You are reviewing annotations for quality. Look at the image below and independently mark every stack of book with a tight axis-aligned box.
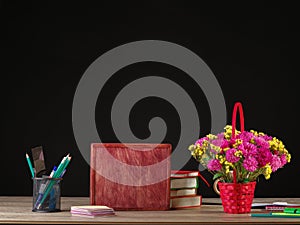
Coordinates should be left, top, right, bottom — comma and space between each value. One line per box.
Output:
170, 170, 202, 209
70, 205, 115, 218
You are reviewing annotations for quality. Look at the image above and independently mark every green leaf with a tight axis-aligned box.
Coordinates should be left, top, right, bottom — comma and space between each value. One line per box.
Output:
243, 178, 250, 183
213, 173, 223, 180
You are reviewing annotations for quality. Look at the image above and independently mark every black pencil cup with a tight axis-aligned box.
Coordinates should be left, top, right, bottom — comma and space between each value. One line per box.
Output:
32, 177, 62, 212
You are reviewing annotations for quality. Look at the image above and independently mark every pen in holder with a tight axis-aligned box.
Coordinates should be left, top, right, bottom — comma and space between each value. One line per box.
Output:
32, 177, 62, 212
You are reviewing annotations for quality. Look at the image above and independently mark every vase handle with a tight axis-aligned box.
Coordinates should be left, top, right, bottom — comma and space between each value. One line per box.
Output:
213, 178, 221, 195
231, 102, 245, 138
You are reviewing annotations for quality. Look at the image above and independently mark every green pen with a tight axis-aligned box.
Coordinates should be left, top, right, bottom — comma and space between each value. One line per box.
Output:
284, 208, 300, 214
271, 212, 300, 217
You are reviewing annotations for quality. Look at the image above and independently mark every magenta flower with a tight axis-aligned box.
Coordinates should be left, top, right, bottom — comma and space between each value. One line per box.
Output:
280, 154, 287, 166
195, 137, 208, 145
220, 139, 230, 149
237, 131, 253, 142
254, 136, 270, 149
242, 142, 257, 157
207, 159, 222, 171
256, 148, 272, 167
261, 134, 273, 141
270, 155, 282, 172
243, 156, 258, 172
225, 148, 240, 163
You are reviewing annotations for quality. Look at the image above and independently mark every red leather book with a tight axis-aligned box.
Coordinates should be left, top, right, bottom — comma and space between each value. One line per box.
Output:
90, 143, 171, 210
171, 170, 210, 187
170, 195, 202, 209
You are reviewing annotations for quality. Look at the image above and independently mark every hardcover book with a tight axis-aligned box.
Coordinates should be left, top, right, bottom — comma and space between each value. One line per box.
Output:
170, 195, 202, 209
170, 188, 197, 197
171, 170, 200, 177
90, 143, 171, 210
170, 177, 199, 189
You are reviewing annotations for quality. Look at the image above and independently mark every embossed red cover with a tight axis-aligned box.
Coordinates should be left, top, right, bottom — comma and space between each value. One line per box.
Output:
90, 143, 171, 210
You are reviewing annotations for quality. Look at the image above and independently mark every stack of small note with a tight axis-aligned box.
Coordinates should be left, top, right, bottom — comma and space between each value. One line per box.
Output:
70, 205, 115, 217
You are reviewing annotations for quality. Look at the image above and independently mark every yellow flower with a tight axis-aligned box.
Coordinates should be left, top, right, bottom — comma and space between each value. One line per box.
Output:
269, 137, 286, 153
188, 144, 195, 151
250, 129, 259, 136
286, 153, 291, 163
263, 164, 272, 180
224, 125, 233, 139
234, 150, 243, 158
207, 134, 217, 139
224, 161, 233, 173
233, 139, 242, 148
211, 144, 221, 152
216, 154, 226, 164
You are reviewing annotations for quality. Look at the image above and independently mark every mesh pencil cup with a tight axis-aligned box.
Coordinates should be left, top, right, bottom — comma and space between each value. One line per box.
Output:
32, 177, 62, 212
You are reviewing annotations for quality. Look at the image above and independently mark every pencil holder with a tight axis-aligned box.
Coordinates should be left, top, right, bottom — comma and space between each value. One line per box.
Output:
32, 177, 62, 212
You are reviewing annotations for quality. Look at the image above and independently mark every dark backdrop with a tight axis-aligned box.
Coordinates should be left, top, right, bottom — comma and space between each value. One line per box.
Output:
1, 2, 299, 197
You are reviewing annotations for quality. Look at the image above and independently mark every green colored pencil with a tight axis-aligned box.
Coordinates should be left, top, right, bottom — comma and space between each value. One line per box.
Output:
26, 153, 35, 178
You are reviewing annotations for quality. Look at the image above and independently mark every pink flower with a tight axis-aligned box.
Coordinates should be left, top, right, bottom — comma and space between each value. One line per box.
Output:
207, 159, 222, 171
237, 131, 254, 142
243, 156, 258, 172
280, 154, 287, 166
220, 139, 230, 149
270, 155, 282, 172
242, 142, 257, 157
225, 148, 240, 163
262, 134, 273, 141
254, 136, 270, 149
211, 137, 223, 147
195, 137, 208, 146
257, 148, 272, 167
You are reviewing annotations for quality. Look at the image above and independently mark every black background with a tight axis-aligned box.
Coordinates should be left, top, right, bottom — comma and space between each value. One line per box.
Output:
1, 2, 299, 198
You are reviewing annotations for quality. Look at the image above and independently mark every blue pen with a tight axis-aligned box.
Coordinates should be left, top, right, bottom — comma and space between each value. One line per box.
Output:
49, 166, 57, 177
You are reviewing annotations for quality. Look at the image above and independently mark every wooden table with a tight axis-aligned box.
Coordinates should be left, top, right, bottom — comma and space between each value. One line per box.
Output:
1, 196, 300, 224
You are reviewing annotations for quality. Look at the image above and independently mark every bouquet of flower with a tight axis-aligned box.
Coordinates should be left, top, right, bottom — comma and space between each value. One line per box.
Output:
188, 124, 291, 183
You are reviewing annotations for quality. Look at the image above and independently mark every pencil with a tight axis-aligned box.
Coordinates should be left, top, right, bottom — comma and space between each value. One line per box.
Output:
25, 153, 35, 178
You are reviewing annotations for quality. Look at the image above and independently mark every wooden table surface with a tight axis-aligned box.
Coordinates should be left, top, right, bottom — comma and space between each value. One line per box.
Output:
1, 196, 300, 224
